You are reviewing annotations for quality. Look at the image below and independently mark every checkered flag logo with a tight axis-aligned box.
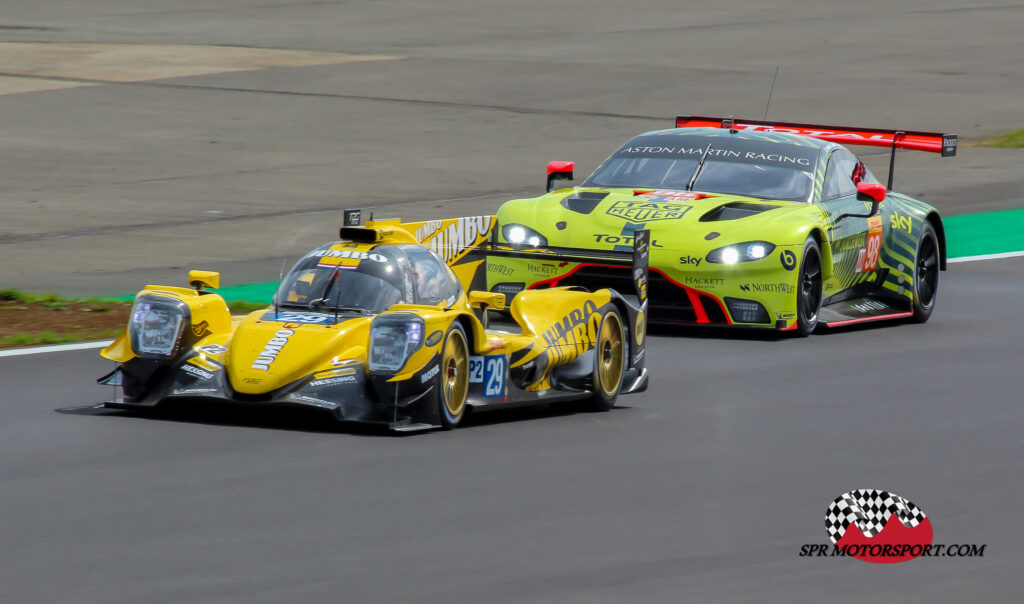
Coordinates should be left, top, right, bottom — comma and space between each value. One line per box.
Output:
825, 489, 927, 544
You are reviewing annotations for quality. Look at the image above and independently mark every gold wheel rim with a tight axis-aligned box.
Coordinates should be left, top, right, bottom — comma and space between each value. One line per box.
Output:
443, 330, 469, 418
597, 313, 624, 397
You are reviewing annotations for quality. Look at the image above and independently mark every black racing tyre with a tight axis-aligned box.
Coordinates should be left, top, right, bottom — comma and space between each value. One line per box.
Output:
911, 221, 940, 323
585, 310, 625, 412
435, 323, 469, 429
794, 236, 823, 337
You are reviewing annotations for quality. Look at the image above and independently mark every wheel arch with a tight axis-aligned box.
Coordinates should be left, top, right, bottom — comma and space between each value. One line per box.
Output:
807, 227, 832, 280
925, 212, 947, 270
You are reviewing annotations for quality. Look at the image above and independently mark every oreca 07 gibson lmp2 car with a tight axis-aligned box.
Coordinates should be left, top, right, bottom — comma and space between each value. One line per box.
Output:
98, 212, 650, 431
488, 116, 957, 335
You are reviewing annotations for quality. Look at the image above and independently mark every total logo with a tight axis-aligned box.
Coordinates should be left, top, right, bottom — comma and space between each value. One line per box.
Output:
678, 255, 703, 267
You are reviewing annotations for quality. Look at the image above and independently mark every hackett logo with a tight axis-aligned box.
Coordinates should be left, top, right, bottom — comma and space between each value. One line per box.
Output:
606, 200, 691, 222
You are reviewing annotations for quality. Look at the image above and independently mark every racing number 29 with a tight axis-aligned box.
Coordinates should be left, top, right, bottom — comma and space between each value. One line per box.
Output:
469, 355, 506, 398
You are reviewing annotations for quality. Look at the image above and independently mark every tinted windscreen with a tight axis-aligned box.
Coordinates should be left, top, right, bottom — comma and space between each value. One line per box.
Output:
277, 246, 408, 313
584, 135, 819, 201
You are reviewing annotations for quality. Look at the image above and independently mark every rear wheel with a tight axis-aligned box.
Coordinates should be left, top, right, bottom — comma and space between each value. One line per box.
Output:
911, 222, 940, 323
795, 236, 823, 337
435, 324, 469, 429
586, 310, 625, 411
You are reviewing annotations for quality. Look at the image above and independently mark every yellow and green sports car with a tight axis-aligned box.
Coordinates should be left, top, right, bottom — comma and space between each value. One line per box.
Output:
98, 214, 649, 431
489, 116, 957, 335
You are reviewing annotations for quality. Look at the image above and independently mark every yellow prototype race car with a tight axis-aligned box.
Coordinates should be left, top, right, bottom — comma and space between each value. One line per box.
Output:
98, 212, 649, 431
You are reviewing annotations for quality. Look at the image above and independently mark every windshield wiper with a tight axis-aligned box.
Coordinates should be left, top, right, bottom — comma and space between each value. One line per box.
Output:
686, 143, 714, 191
308, 264, 342, 310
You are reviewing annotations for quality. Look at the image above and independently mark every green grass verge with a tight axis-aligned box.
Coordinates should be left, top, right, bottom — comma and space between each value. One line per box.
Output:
981, 130, 1024, 148
0, 328, 124, 348
1, 288, 267, 313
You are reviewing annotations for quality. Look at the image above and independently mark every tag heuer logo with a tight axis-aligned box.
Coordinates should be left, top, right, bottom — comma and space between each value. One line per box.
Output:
606, 201, 691, 222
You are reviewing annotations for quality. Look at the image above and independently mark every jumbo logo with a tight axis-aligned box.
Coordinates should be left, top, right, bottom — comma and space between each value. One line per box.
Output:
540, 299, 598, 365
416, 216, 493, 264
606, 200, 691, 222
250, 329, 295, 371
890, 211, 912, 234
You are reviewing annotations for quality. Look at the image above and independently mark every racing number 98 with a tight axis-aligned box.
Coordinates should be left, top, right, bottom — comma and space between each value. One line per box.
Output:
863, 231, 881, 272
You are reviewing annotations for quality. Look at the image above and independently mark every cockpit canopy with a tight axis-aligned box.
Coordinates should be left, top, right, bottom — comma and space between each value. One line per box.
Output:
276, 243, 461, 313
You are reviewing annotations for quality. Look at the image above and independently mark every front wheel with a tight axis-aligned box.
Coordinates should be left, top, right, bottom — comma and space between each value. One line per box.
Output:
585, 310, 625, 412
911, 222, 940, 323
434, 324, 469, 429
794, 236, 823, 337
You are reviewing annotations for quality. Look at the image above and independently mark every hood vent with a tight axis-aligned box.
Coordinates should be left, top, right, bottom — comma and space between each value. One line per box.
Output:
560, 191, 608, 214
699, 202, 780, 222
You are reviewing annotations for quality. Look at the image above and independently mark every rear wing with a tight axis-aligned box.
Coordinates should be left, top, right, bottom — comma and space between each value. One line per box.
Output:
482, 231, 650, 305
339, 209, 649, 303
675, 115, 956, 189
675, 115, 957, 156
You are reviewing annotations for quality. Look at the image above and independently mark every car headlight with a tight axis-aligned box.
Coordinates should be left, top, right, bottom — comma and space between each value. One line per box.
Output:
128, 295, 189, 359
706, 241, 776, 264
368, 313, 425, 373
501, 223, 548, 248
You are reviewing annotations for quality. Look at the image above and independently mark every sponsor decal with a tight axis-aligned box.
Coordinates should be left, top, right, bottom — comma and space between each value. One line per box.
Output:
890, 211, 912, 235
485, 340, 506, 352
679, 255, 702, 267
188, 357, 219, 371
633, 347, 645, 365
851, 299, 887, 314
487, 263, 514, 277
780, 250, 797, 271
635, 311, 645, 345
419, 364, 440, 384
776, 311, 797, 320
196, 344, 228, 355
178, 387, 218, 394
250, 329, 295, 371
291, 394, 334, 408
243, 377, 262, 384
739, 283, 795, 294
606, 200, 691, 222
191, 320, 211, 338
310, 375, 357, 387
181, 364, 214, 380
685, 276, 724, 287
415, 216, 493, 264
313, 248, 388, 270
593, 233, 663, 248
636, 189, 708, 203
527, 262, 559, 276
314, 367, 356, 379
331, 357, 357, 366
540, 300, 599, 370
425, 330, 443, 347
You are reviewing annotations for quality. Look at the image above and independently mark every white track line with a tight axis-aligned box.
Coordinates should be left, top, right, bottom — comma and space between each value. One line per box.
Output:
948, 250, 1024, 263
0, 249, 1020, 358
0, 340, 113, 358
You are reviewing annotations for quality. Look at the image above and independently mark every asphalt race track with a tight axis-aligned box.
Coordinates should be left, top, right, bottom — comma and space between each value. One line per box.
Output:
2, 0, 1023, 602
3, 259, 1022, 603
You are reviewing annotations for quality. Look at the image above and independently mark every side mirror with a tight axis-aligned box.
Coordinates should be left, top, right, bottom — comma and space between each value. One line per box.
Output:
188, 270, 220, 291
468, 291, 506, 311
546, 161, 575, 192
856, 182, 886, 217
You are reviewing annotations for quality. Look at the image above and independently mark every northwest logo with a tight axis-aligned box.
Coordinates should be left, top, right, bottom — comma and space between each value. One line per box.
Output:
606, 200, 691, 222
